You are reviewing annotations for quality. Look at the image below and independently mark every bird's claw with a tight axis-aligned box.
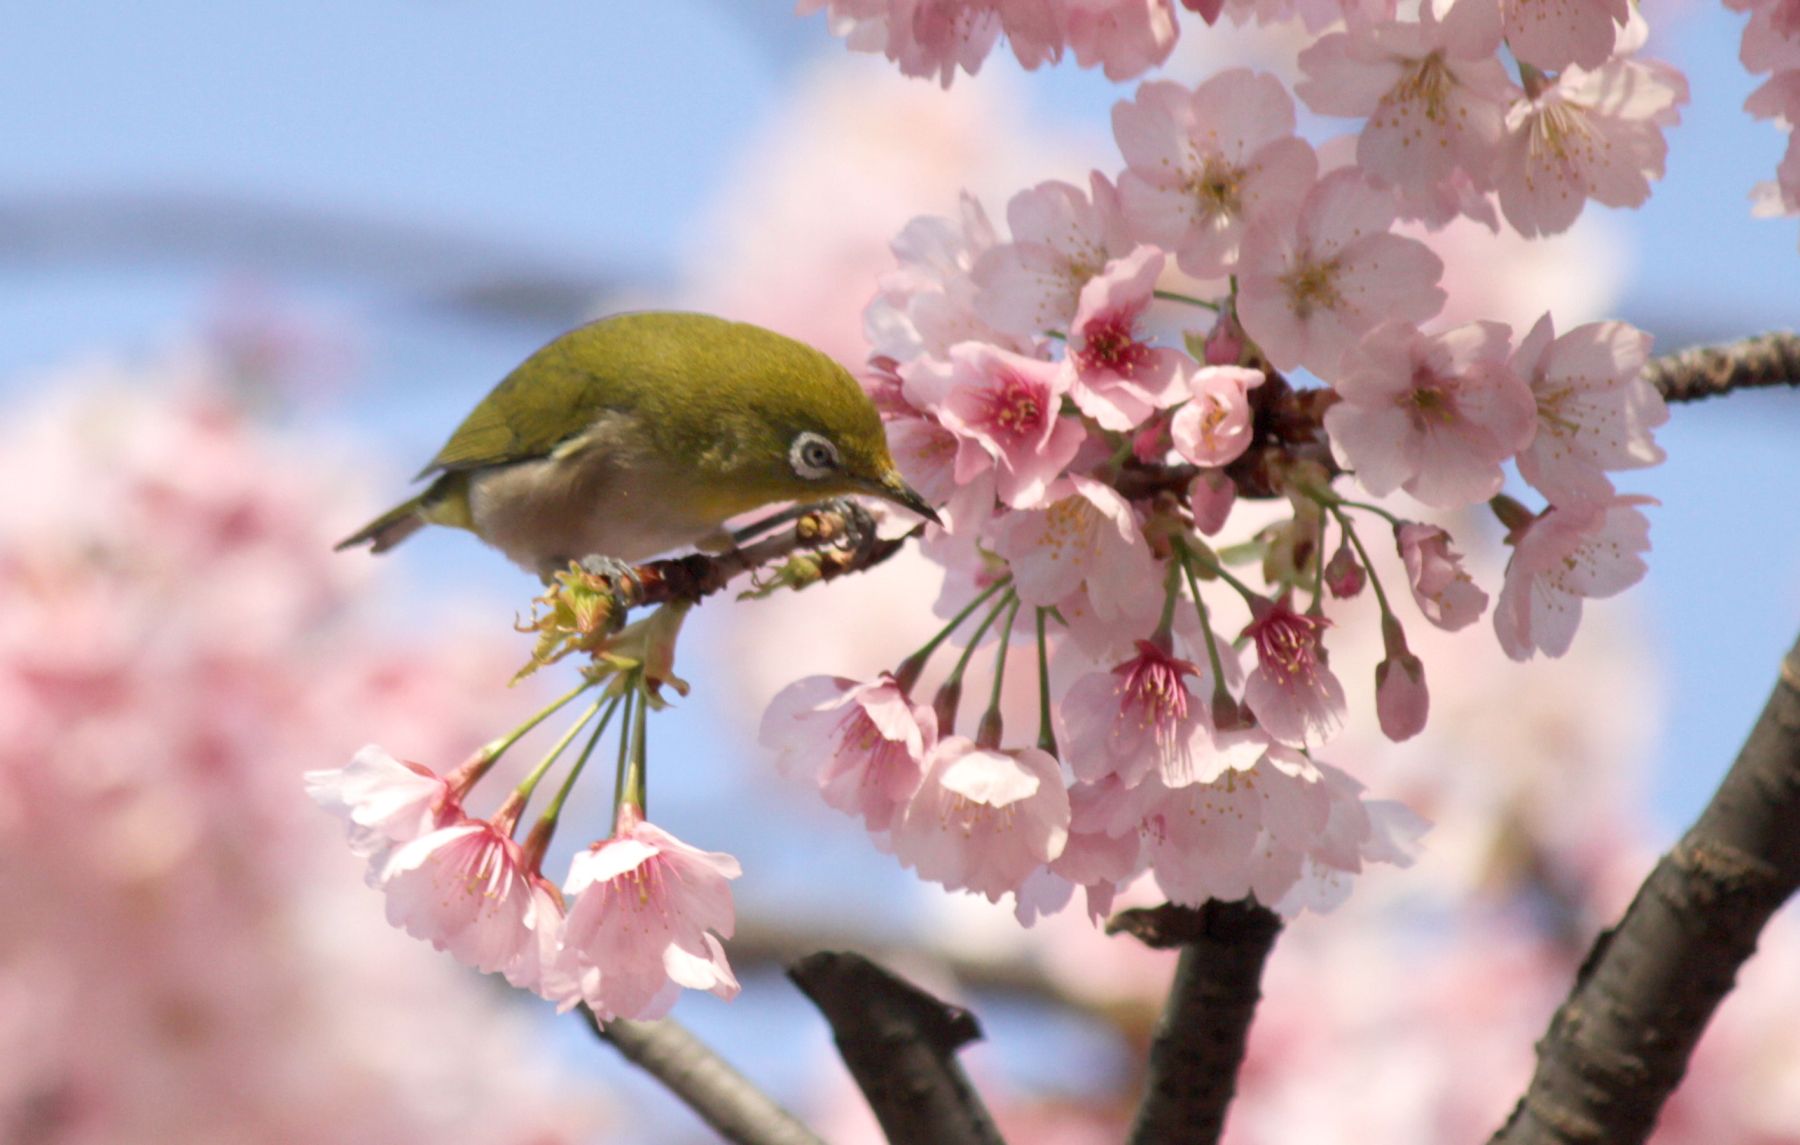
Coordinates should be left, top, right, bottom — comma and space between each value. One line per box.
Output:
578, 555, 644, 606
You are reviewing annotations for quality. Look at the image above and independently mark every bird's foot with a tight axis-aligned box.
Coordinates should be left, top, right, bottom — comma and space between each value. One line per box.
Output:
578, 554, 645, 607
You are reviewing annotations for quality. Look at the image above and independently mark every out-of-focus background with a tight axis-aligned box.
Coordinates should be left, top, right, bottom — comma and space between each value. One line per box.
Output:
5, 4, 1799, 1143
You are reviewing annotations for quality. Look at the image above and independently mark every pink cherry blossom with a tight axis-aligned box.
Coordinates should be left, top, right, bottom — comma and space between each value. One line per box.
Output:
305, 744, 456, 859
1237, 168, 1446, 379
554, 808, 742, 1021
868, 193, 1019, 366
891, 736, 1071, 902
1499, 0, 1632, 73
1064, 0, 1180, 80
1375, 649, 1429, 742
987, 474, 1160, 626
758, 673, 936, 832
1189, 468, 1237, 534
1396, 522, 1488, 630
1170, 364, 1265, 467
1049, 778, 1150, 920
1240, 593, 1347, 747
973, 172, 1134, 338
925, 342, 1087, 508
1324, 320, 1535, 509
1058, 639, 1265, 789
1296, 6, 1518, 222
376, 815, 543, 976
1512, 312, 1665, 503
1496, 56, 1688, 238
1113, 71, 1318, 278
1063, 246, 1189, 430
1494, 494, 1656, 660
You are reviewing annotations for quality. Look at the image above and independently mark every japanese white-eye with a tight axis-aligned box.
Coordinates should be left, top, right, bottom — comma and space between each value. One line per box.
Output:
337, 311, 937, 578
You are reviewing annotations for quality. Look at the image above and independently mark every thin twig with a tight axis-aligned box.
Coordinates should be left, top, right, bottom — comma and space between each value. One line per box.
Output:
1641, 331, 1800, 404
789, 951, 1006, 1145
626, 502, 907, 609
1491, 633, 1800, 1144
1108, 901, 1285, 1145
584, 1009, 826, 1145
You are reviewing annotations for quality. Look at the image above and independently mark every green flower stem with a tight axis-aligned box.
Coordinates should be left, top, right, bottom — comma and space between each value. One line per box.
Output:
1153, 289, 1221, 312
1176, 535, 1259, 604
896, 577, 1012, 691
623, 672, 650, 815
541, 694, 621, 827
945, 590, 1015, 691
1174, 539, 1232, 690
525, 694, 622, 871
1153, 555, 1184, 648
451, 678, 596, 796
1035, 607, 1057, 755
977, 596, 1024, 748
611, 677, 639, 820
1331, 507, 1397, 621
513, 696, 606, 810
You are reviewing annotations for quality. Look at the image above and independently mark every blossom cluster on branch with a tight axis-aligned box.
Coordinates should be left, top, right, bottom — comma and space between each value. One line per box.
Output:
759, 0, 1683, 932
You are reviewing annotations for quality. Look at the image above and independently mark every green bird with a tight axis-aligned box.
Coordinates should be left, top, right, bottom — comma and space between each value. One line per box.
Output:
337, 311, 937, 579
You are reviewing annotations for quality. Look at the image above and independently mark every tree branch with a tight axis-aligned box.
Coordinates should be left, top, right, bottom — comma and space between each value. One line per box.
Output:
1491, 633, 1800, 1145
630, 503, 909, 609
1641, 331, 1800, 404
583, 1009, 826, 1145
788, 950, 1006, 1145
1108, 900, 1285, 1145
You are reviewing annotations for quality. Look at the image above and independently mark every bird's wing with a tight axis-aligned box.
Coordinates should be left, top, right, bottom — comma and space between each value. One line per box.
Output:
415, 338, 629, 479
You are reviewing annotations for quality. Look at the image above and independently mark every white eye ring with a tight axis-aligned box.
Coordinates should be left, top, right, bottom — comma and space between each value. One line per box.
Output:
790, 432, 840, 480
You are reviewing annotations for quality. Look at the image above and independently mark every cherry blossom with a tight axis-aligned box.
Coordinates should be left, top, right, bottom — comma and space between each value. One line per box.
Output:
1324, 319, 1534, 509
1240, 593, 1347, 747
973, 173, 1134, 338
1396, 523, 1488, 631
1170, 364, 1265, 467
305, 744, 456, 860
1498, 0, 1632, 73
892, 736, 1072, 902
375, 815, 544, 976
1295, 5, 1518, 222
912, 341, 1087, 508
1058, 639, 1263, 788
868, 193, 1016, 366
554, 807, 742, 1021
1496, 56, 1688, 238
1112, 71, 1318, 278
1494, 494, 1656, 660
759, 673, 936, 832
1237, 168, 1446, 378
1375, 648, 1430, 742
987, 473, 1160, 626
1063, 245, 1189, 430
1064, 0, 1181, 80
1512, 312, 1665, 503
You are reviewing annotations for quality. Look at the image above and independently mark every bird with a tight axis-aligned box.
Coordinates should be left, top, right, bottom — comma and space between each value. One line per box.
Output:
336, 311, 938, 580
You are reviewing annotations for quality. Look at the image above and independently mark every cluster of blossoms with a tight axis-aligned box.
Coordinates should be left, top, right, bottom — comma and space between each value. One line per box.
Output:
1734, 0, 1800, 236
760, 15, 1677, 926
309, 617, 745, 1023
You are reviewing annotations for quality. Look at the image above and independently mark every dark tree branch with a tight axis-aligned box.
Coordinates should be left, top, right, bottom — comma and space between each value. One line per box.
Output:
1107, 901, 1285, 1145
789, 951, 1006, 1145
1641, 331, 1800, 404
583, 1009, 826, 1145
1491, 633, 1800, 1145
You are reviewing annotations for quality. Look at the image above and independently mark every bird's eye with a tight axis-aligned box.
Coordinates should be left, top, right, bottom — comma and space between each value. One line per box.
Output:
790, 432, 840, 480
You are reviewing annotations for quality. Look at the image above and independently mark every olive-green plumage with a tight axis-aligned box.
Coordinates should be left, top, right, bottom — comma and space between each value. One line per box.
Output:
336, 312, 935, 578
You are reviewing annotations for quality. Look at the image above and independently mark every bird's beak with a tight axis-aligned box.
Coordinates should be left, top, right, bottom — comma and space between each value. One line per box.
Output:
873, 470, 943, 527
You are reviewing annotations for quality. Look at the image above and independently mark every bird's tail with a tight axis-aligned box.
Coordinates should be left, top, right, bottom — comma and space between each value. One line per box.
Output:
335, 474, 470, 554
